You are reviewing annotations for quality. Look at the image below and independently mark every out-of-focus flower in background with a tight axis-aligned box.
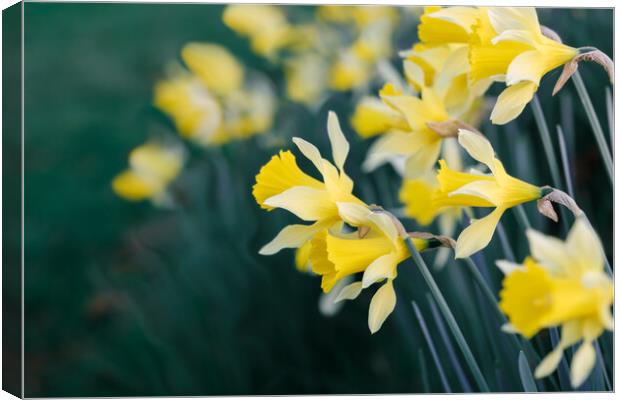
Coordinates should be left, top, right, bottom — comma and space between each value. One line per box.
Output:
154, 42, 276, 147
498, 217, 613, 388
112, 139, 186, 205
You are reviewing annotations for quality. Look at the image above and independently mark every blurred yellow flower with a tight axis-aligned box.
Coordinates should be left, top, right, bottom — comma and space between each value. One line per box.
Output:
498, 217, 613, 388
318, 5, 399, 31
253, 112, 364, 255
469, 7, 578, 124
284, 53, 329, 106
222, 5, 298, 59
154, 43, 275, 146
435, 130, 541, 258
112, 140, 185, 204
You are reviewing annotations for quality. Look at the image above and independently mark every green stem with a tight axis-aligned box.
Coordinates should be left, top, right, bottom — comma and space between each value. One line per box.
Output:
404, 237, 490, 392
514, 205, 532, 231
531, 95, 562, 190
572, 71, 614, 183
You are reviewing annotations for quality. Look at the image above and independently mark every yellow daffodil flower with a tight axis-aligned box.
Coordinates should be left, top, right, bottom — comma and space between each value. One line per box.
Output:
417, 5, 480, 45
350, 96, 409, 138
308, 202, 430, 333
469, 7, 578, 124
284, 53, 330, 106
498, 217, 613, 388
435, 130, 542, 258
112, 140, 185, 204
252, 112, 364, 255
318, 5, 399, 31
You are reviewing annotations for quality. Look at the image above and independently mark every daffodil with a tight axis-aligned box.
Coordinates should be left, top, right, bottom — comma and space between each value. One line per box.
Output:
469, 7, 579, 124
308, 202, 431, 333
284, 52, 330, 106
252, 111, 364, 255
498, 217, 613, 388
222, 5, 298, 59
181, 42, 244, 96
112, 139, 185, 205
434, 129, 542, 258
317, 5, 399, 31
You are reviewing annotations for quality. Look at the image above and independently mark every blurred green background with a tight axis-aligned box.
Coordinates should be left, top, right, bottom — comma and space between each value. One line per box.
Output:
19, 3, 612, 396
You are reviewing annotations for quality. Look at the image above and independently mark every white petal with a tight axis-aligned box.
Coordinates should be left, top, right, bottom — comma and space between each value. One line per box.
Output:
327, 111, 350, 172
335, 281, 364, 303
454, 207, 505, 258
259, 222, 324, 255
496, 260, 524, 275
264, 186, 333, 221
336, 202, 371, 227
368, 280, 397, 334
292, 137, 324, 175
457, 129, 496, 171
362, 253, 398, 288
566, 217, 605, 273
570, 341, 596, 388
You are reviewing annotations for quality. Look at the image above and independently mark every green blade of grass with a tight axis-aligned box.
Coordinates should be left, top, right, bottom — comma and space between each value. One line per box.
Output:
518, 351, 538, 392
531, 95, 562, 190
412, 301, 452, 393
572, 71, 614, 183
404, 237, 490, 392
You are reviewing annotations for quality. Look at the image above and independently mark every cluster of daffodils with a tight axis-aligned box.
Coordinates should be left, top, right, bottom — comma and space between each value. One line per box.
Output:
113, 42, 276, 203
253, 7, 613, 388
223, 4, 405, 107
253, 112, 448, 333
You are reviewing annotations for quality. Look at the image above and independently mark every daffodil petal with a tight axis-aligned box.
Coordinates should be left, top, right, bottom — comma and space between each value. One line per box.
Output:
335, 281, 364, 303
488, 7, 540, 35
259, 222, 325, 255
506, 50, 545, 86
455, 207, 505, 258
491, 29, 537, 46
362, 253, 398, 288
327, 111, 350, 172
319, 275, 352, 316
403, 138, 443, 178
496, 260, 524, 275
403, 59, 426, 89
566, 217, 605, 273
448, 180, 499, 206
457, 129, 496, 171
336, 202, 371, 226
570, 341, 596, 388
367, 212, 399, 244
490, 81, 537, 125
526, 228, 573, 276
368, 280, 397, 334
292, 137, 325, 175
362, 131, 423, 172
534, 346, 564, 379
264, 186, 334, 221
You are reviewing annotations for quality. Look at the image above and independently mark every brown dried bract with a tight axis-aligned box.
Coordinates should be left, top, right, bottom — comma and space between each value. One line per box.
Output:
553, 50, 615, 96
536, 186, 584, 221
408, 232, 456, 249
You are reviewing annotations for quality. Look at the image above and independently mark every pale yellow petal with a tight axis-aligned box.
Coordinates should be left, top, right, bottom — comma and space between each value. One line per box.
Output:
534, 347, 564, 379
327, 111, 350, 171
455, 207, 505, 258
367, 212, 399, 244
490, 81, 538, 125
496, 259, 524, 275
362, 131, 422, 172
319, 275, 352, 316
457, 129, 496, 170
335, 281, 364, 303
488, 7, 540, 35
362, 253, 399, 288
259, 222, 325, 255
566, 217, 605, 273
526, 228, 573, 277
263, 186, 334, 221
570, 341, 596, 388
403, 60, 426, 90
448, 180, 500, 206
403, 138, 443, 178
336, 202, 371, 226
368, 280, 397, 334
181, 43, 243, 94
292, 137, 325, 175
506, 50, 545, 86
